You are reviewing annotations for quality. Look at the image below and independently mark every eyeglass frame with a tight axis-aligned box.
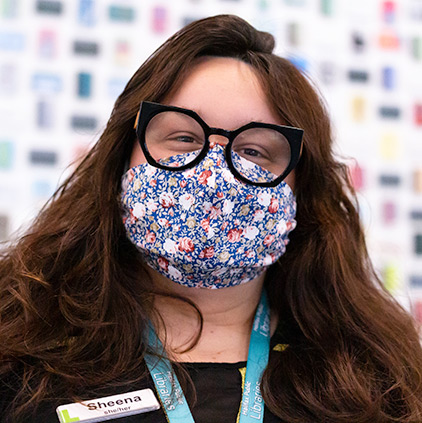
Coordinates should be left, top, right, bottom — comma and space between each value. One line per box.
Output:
134, 101, 304, 187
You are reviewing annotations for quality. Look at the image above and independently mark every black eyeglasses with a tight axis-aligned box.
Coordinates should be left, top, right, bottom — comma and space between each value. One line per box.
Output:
134, 101, 304, 187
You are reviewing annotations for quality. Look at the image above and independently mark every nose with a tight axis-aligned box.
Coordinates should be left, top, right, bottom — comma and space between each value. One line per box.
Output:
209, 134, 229, 148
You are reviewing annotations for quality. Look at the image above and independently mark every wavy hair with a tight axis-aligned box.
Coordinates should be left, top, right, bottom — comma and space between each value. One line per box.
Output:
1, 14, 421, 422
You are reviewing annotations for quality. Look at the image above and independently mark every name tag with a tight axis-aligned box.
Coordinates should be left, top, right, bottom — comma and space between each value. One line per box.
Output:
56, 388, 160, 422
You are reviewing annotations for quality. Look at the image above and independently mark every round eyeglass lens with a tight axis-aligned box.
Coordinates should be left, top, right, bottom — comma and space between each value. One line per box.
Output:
145, 111, 206, 167
231, 127, 291, 183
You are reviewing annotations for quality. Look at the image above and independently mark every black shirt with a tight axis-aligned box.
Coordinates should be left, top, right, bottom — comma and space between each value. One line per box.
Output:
1, 332, 290, 423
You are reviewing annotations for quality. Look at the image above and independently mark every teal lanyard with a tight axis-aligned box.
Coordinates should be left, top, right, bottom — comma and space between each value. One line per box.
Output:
145, 290, 270, 423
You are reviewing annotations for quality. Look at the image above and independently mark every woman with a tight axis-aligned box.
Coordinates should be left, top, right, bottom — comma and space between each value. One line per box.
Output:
1, 14, 422, 423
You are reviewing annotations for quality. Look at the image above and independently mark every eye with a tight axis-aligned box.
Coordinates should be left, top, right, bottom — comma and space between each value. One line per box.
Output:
174, 134, 197, 143
167, 132, 204, 147
233, 143, 269, 160
238, 147, 263, 158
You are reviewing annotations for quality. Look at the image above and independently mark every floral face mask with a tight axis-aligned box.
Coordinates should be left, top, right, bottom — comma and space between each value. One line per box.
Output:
120, 145, 297, 289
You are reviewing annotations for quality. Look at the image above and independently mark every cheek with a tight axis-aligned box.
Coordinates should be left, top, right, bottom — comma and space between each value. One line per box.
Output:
129, 141, 147, 168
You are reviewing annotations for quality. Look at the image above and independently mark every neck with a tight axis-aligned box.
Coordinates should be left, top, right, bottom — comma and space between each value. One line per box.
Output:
150, 271, 276, 363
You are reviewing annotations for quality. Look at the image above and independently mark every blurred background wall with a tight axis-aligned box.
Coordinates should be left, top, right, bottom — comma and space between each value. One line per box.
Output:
0, 0, 421, 320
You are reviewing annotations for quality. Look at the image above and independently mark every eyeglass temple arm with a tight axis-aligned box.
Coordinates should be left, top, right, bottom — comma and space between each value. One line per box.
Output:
134, 111, 140, 129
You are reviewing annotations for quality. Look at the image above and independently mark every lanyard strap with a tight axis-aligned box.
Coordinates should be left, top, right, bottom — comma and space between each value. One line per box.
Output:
145, 290, 270, 423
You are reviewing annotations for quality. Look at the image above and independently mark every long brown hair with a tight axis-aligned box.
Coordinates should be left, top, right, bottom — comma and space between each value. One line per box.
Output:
1, 14, 421, 422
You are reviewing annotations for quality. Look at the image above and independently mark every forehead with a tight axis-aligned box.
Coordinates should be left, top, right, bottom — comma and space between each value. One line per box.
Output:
162, 56, 281, 130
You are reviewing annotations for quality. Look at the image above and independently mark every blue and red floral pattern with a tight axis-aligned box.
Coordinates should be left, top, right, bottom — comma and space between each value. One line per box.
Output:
120, 145, 297, 289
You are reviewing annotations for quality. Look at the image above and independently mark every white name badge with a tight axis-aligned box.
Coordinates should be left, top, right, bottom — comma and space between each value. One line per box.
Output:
56, 388, 160, 422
